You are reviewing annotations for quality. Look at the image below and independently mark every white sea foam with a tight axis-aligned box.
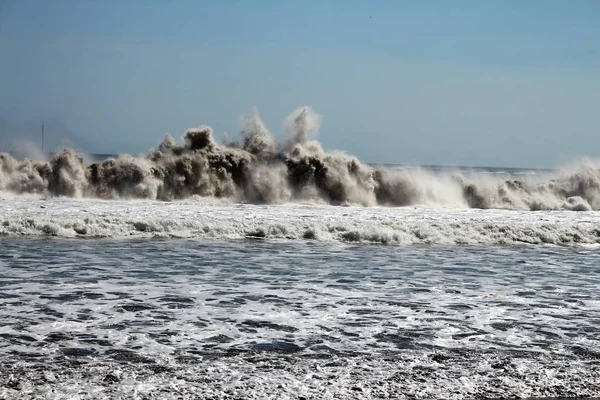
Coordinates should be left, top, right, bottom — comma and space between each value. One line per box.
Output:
1, 198, 599, 247
0, 239, 599, 398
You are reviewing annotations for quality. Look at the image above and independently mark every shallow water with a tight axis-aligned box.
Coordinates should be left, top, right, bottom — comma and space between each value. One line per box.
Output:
0, 238, 599, 399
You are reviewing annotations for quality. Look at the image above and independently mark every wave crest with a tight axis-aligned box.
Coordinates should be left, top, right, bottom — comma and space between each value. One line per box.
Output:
1, 107, 600, 211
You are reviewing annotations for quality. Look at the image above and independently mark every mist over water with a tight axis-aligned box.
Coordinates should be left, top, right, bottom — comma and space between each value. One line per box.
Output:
1, 106, 599, 211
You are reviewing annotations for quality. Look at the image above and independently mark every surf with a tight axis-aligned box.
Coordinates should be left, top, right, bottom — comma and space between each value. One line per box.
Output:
1, 106, 600, 211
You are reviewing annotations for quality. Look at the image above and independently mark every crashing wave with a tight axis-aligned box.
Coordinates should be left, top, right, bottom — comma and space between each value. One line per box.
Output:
1, 106, 600, 211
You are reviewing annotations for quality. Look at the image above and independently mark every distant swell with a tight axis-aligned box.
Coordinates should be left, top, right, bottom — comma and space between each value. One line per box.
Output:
1, 106, 600, 211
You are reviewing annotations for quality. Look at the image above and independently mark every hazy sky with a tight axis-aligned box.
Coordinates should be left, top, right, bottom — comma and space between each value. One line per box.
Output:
1, 0, 599, 168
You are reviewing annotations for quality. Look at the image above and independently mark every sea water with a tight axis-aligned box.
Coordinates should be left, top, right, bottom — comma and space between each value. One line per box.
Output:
1, 199, 599, 399
2, 108, 600, 398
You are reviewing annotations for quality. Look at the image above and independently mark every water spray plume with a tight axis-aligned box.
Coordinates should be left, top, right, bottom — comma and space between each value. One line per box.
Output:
1, 106, 599, 211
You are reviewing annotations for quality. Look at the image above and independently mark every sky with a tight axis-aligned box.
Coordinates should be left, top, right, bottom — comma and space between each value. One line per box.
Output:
0, 0, 599, 168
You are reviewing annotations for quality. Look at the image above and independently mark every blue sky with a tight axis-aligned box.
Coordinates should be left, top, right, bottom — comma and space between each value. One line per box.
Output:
0, 0, 599, 167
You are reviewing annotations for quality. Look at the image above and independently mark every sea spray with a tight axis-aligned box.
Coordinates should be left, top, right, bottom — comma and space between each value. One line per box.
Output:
1, 106, 600, 211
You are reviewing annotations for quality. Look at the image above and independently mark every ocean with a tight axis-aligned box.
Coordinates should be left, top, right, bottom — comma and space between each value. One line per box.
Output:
1, 109, 600, 399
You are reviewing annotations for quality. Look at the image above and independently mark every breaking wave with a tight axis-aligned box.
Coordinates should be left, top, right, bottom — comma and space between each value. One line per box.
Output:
1, 106, 600, 211
2, 199, 599, 246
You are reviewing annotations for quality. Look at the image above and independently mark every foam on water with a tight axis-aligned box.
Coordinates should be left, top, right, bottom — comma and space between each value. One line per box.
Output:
2, 106, 600, 398
1, 198, 600, 247
0, 239, 599, 399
